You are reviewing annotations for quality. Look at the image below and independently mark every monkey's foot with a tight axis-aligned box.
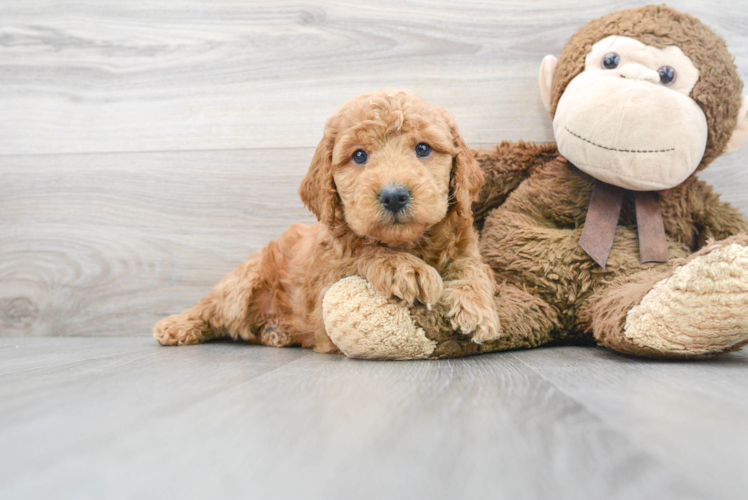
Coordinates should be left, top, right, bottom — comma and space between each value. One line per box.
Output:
624, 238, 748, 356
322, 276, 436, 360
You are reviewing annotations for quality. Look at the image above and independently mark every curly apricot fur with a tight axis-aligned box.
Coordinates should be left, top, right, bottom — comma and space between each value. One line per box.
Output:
154, 89, 501, 352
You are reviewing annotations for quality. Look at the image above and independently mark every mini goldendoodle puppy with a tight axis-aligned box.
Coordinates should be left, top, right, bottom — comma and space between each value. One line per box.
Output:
154, 89, 501, 353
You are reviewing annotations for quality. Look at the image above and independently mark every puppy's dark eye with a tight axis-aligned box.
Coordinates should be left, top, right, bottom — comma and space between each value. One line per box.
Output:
352, 149, 368, 165
602, 52, 620, 69
657, 66, 676, 86
415, 143, 432, 158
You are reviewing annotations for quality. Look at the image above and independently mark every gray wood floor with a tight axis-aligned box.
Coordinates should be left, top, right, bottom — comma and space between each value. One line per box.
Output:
1, 338, 747, 500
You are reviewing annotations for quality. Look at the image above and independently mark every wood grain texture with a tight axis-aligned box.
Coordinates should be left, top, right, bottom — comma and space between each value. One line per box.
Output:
2, 147, 745, 338
1, 0, 747, 338
0, 0, 747, 155
4, 338, 740, 500
0, 149, 315, 337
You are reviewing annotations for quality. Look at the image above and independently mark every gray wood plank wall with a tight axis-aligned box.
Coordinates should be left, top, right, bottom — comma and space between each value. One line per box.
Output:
2, 0, 747, 337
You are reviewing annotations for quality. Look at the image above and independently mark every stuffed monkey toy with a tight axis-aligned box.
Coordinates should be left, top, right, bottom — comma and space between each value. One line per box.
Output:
324, 5, 748, 359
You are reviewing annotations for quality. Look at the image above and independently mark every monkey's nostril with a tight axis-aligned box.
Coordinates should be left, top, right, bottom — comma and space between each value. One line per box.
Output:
379, 186, 411, 214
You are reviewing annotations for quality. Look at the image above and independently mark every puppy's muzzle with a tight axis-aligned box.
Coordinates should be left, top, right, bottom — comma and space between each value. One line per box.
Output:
379, 185, 411, 214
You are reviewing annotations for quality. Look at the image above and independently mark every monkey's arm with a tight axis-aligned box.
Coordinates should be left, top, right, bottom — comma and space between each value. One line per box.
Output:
471, 141, 559, 227
688, 179, 748, 248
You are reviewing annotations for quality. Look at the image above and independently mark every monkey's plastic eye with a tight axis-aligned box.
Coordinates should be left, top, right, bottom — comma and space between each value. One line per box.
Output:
415, 143, 432, 158
352, 149, 368, 165
657, 66, 676, 86
602, 53, 620, 69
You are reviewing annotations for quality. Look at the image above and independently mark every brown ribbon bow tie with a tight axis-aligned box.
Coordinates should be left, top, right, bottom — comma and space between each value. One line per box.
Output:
578, 179, 669, 269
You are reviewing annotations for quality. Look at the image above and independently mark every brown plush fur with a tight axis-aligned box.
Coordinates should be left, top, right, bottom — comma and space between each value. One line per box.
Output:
479, 150, 748, 327
153, 89, 500, 352
392, 6, 748, 359
393, 140, 748, 359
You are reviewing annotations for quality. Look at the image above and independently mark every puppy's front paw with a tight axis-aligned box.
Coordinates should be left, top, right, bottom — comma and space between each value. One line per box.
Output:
406, 261, 444, 307
368, 256, 443, 307
442, 283, 502, 343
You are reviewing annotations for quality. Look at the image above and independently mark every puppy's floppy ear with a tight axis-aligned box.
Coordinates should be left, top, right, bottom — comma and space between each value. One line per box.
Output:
446, 115, 483, 219
299, 131, 346, 233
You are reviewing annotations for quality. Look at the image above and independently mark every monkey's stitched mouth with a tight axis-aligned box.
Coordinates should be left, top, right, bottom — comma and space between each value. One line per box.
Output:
564, 127, 674, 153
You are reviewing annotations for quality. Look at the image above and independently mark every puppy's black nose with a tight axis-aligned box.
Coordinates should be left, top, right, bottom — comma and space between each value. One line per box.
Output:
379, 185, 411, 214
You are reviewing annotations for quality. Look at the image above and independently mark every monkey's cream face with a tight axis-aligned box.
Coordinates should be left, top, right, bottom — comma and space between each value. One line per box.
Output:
553, 36, 708, 191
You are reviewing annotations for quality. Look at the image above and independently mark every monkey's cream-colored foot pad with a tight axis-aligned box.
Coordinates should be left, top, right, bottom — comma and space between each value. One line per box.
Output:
323, 276, 436, 360
624, 242, 748, 355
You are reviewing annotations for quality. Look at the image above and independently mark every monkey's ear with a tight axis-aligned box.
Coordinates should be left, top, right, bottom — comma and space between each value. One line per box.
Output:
724, 96, 748, 155
538, 55, 558, 113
